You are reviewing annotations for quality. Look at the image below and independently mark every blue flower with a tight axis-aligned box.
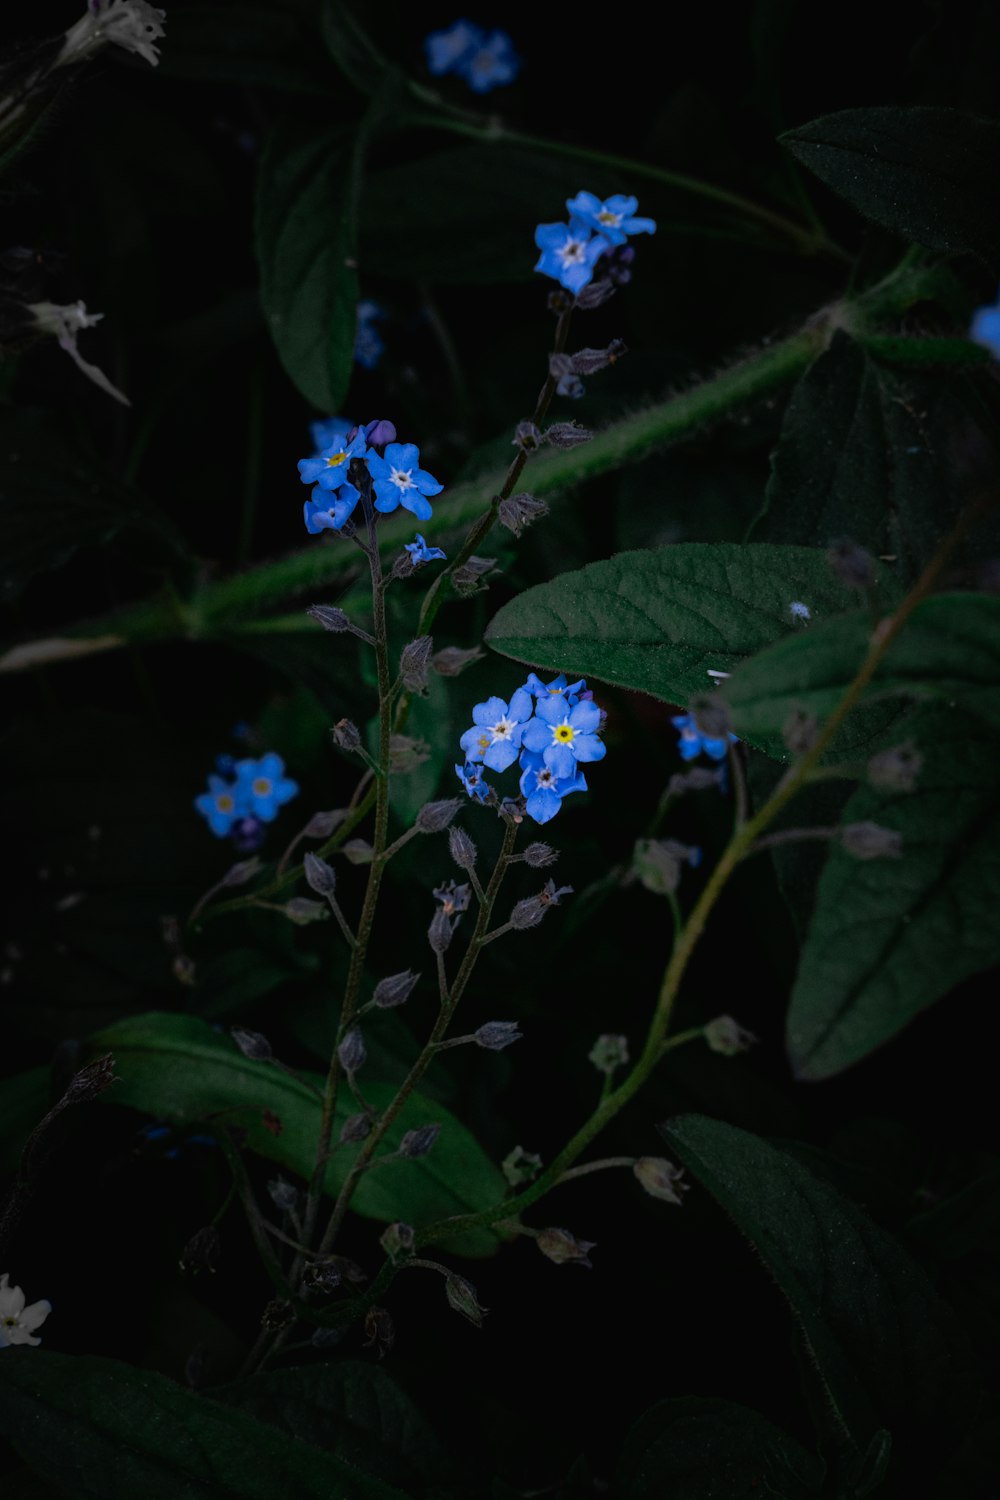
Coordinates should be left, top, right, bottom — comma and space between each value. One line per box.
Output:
297, 429, 368, 491
309, 417, 352, 454
518, 752, 588, 825
565, 192, 657, 247
520, 695, 606, 780
455, 760, 491, 802
404, 533, 447, 565
304, 482, 361, 534
232, 815, 267, 853
459, 29, 520, 93
424, 19, 483, 75
459, 688, 534, 772
970, 292, 1000, 358
525, 672, 586, 706
671, 713, 737, 763
534, 219, 609, 294
195, 774, 246, 838
233, 753, 299, 823
367, 441, 443, 520
354, 300, 385, 371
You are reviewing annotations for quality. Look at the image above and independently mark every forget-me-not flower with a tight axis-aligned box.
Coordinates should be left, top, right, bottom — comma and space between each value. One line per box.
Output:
195, 774, 246, 838
534, 219, 609, 294
368, 441, 443, 520
404, 534, 447, 565
304, 482, 361, 534
461, 28, 520, 92
309, 417, 351, 454
520, 694, 606, 781
455, 760, 491, 802
354, 300, 385, 371
297, 429, 368, 492
519, 753, 588, 825
234, 753, 299, 823
970, 289, 1000, 358
671, 713, 737, 763
565, 192, 657, 246
0, 1273, 52, 1348
460, 688, 534, 772
525, 672, 585, 705
424, 18, 483, 75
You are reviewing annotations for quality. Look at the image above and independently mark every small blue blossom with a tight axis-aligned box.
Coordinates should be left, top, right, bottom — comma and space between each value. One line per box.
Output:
455, 760, 491, 802
309, 417, 352, 454
460, 688, 534, 772
518, 752, 588, 825
424, 18, 483, 75
525, 672, 586, 705
970, 290, 1000, 358
304, 482, 361, 534
534, 219, 609, 294
368, 441, 443, 520
520, 695, 606, 780
195, 774, 246, 838
565, 192, 657, 246
672, 713, 737, 763
354, 300, 385, 371
233, 753, 299, 823
404, 533, 447, 565
789, 600, 811, 622
459, 28, 520, 92
297, 429, 368, 492
557, 373, 585, 399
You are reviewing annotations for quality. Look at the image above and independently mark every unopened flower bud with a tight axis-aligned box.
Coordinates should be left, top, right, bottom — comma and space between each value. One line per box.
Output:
571, 340, 628, 374
544, 421, 592, 449
428, 907, 454, 953
372, 970, 420, 1009
513, 419, 542, 451
502, 1146, 543, 1186
416, 798, 461, 833
340, 1112, 372, 1144
379, 1221, 415, 1263
589, 1034, 629, 1076
523, 842, 558, 868
303, 852, 337, 896
305, 809, 347, 838
867, 742, 923, 792
475, 1021, 522, 1051
363, 418, 396, 449
284, 897, 328, 925
498, 492, 549, 537
704, 1015, 757, 1056
391, 550, 416, 580
343, 839, 374, 865
452, 556, 497, 596
840, 821, 903, 859
431, 644, 484, 677
179, 1224, 221, 1275
62, 1052, 117, 1103
448, 825, 477, 870
400, 1123, 440, 1159
222, 857, 262, 888
303, 1260, 343, 1295
690, 693, 733, 740
337, 1026, 366, 1075
632, 839, 700, 896
400, 634, 434, 693
634, 1157, 689, 1206
331, 718, 362, 752
446, 1273, 487, 1327
267, 1177, 299, 1213
828, 538, 875, 589
363, 1305, 394, 1357
510, 896, 546, 930
783, 709, 820, 756
536, 1227, 595, 1267
606, 245, 636, 285
308, 604, 351, 633
574, 276, 616, 309
231, 1026, 271, 1061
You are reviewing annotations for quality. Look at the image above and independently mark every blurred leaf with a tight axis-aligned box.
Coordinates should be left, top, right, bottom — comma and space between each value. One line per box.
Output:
788, 706, 1000, 1079
662, 1114, 977, 1465
0, 1350, 407, 1499
216, 1361, 459, 1492
615, 1396, 822, 1498
86, 1012, 505, 1255
782, 106, 1000, 266
160, 3, 332, 92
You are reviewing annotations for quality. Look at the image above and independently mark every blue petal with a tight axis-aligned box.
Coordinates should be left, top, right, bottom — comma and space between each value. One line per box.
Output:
569, 699, 600, 733
566, 191, 602, 218
572, 734, 606, 763
484, 740, 519, 772
544, 743, 576, 780
536, 696, 568, 727
401, 490, 434, 521
521, 720, 551, 753
509, 686, 533, 721
525, 785, 562, 824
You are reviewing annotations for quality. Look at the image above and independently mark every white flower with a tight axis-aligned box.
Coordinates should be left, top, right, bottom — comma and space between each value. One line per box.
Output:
0, 1273, 52, 1348
28, 300, 130, 406
58, 1, 167, 72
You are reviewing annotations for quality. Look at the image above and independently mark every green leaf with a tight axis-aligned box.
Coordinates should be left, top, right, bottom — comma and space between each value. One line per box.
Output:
86, 1012, 505, 1255
723, 594, 1000, 746
787, 706, 1000, 1078
0, 1350, 408, 1499
216, 1361, 458, 1492
256, 125, 359, 411
615, 1396, 822, 1498
782, 106, 1000, 266
662, 1114, 977, 1464
484, 543, 892, 748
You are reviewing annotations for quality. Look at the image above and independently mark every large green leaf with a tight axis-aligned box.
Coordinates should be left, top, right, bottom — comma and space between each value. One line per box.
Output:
782, 106, 1000, 266
256, 125, 359, 411
723, 593, 1000, 744
484, 543, 891, 742
86, 1012, 505, 1256
662, 1115, 977, 1467
615, 1397, 822, 1498
0, 1350, 407, 1500
787, 706, 1000, 1079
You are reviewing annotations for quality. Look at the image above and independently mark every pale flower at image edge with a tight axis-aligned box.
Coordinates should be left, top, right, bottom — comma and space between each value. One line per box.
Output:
0, 1272, 52, 1348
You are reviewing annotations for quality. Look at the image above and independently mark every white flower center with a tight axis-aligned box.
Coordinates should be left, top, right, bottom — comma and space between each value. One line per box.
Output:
491, 717, 515, 741
537, 769, 555, 787
390, 467, 414, 490
559, 241, 586, 266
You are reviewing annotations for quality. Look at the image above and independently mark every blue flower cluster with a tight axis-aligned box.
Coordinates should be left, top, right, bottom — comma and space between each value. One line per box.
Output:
535, 193, 657, 294
195, 752, 299, 849
456, 674, 606, 824
297, 418, 444, 537
424, 20, 519, 93
671, 713, 737, 763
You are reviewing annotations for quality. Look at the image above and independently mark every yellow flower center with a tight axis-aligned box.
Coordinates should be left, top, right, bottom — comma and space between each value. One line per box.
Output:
326, 450, 347, 467
554, 724, 574, 743
476, 734, 490, 752
252, 778, 272, 797
598, 209, 621, 225
216, 794, 234, 813
2, 1317, 16, 1327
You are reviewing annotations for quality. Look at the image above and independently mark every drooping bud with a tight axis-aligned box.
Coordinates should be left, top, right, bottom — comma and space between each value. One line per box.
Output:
867, 742, 923, 792
474, 1021, 522, 1051
498, 492, 549, 537
179, 1224, 221, 1275
574, 276, 616, 309
337, 1026, 367, 1076
372, 970, 420, 1009
633, 1157, 689, 1206
782, 709, 820, 756
510, 896, 546, 930
589, 1034, 629, 1076
363, 1306, 395, 1358
522, 842, 558, 868
840, 821, 903, 860
231, 1026, 272, 1061
399, 1123, 441, 1159
605, 245, 636, 285
545, 421, 593, 449
343, 839, 374, 865
303, 852, 337, 896
536, 1227, 596, 1268
513, 420, 542, 451
704, 1015, 757, 1056
502, 1145, 543, 1186
284, 897, 328, 925
400, 635, 434, 693
690, 693, 733, 741
379, 1221, 415, 1263
431, 644, 484, 677
415, 798, 461, 833
427, 907, 454, 953
570, 340, 628, 374
448, 825, 477, 870
453, 556, 497, 596
828, 538, 875, 590
267, 1177, 300, 1213
308, 604, 351, 633
221, 857, 263, 888
331, 718, 362, 752
445, 1273, 487, 1327
305, 809, 347, 839
340, 1112, 372, 1144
